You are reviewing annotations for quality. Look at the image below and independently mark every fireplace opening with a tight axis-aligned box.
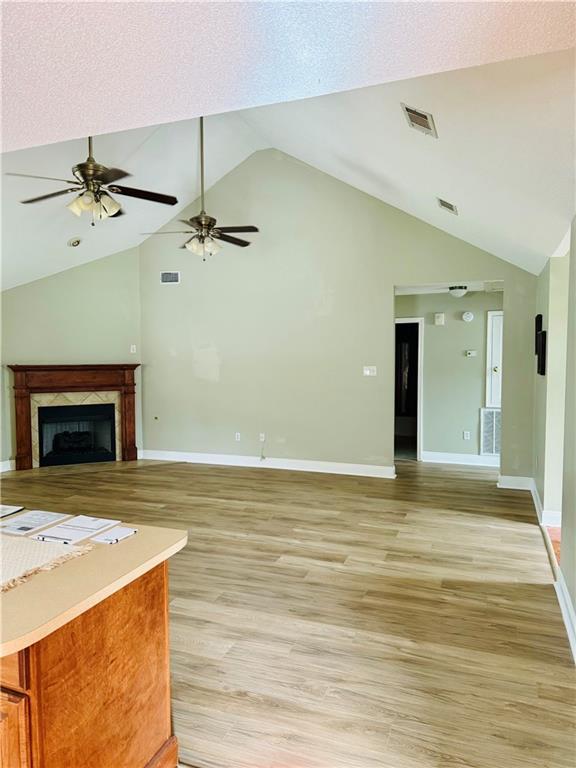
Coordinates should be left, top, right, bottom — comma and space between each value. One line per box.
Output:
38, 404, 116, 467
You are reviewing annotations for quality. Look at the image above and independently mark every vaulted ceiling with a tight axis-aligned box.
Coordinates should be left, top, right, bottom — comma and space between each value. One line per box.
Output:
3, 2, 573, 152
2, 47, 573, 290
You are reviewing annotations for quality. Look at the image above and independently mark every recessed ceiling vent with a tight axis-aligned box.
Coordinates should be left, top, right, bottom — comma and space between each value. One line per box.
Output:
160, 271, 180, 284
402, 104, 438, 137
437, 198, 458, 215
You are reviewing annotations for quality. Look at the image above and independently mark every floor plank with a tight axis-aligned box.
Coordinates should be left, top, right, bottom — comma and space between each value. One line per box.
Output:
1, 460, 574, 768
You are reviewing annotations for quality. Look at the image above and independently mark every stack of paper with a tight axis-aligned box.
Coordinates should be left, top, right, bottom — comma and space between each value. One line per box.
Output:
0, 505, 24, 519
32, 515, 120, 545
91, 526, 138, 545
0, 510, 70, 536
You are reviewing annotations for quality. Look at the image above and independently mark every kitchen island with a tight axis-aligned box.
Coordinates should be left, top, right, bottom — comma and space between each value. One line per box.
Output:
0, 517, 187, 768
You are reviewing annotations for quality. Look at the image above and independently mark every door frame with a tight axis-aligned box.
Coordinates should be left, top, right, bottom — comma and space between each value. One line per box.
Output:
394, 317, 424, 461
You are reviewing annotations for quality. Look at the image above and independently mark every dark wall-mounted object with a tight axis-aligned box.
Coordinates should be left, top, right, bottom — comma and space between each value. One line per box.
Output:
536, 329, 547, 376
535, 314, 543, 354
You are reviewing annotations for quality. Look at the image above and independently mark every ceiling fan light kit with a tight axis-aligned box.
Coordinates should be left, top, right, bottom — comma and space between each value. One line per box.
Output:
7, 136, 178, 224
145, 116, 259, 258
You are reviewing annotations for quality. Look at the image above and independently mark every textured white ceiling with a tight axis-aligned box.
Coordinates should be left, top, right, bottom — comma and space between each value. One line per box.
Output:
2, 2, 574, 152
240, 50, 575, 275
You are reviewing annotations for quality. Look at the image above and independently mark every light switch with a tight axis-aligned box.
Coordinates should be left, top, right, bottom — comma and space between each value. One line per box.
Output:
130, 344, 137, 354
434, 313, 445, 326
363, 366, 377, 377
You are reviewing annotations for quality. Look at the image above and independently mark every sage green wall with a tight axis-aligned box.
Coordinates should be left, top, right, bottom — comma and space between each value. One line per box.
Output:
139, 149, 536, 472
561, 220, 576, 610
395, 291, 503, 456
533, 255, 570, 513
533, 261, 550, 503
1, 249, 142, 463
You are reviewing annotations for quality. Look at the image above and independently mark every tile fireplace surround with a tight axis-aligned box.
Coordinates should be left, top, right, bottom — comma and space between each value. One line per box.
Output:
8, 364, 140, 471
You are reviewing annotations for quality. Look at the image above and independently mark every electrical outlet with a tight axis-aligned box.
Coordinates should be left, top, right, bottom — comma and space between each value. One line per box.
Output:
235, 432, 241, 442
130, 344, 137, 354
363, 366, 377, 377
259, 433, 266, 442
463, 430, 471, 441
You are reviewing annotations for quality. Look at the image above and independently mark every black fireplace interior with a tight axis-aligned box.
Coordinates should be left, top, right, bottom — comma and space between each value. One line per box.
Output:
38, 404, 116, 466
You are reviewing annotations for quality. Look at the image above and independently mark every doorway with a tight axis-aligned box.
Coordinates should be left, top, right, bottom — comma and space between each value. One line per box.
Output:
394, 318, 423, 461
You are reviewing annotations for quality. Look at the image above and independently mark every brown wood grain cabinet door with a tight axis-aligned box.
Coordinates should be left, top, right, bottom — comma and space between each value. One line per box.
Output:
33, 564, 173, 768
0, 690, 31, 768
0, 653, 28, 692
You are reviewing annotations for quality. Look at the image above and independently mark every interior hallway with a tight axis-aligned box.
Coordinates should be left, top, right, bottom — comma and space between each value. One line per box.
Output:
1, 460, 574, 768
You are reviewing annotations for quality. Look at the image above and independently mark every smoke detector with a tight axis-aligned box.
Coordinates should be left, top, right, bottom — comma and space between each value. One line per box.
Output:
401, 104, 438, 138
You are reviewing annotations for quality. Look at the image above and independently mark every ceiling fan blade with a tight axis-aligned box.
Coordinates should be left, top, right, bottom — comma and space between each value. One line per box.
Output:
141, 231, 193, 235
213, 233, 251, 247
21, 188, 79, 204
106, 185, 178, 206
7, 172, 81, 185
216, 226, 259, 233
97, 168, 130, 185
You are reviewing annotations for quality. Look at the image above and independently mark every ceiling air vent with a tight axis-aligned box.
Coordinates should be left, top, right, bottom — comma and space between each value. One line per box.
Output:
437, 198, 458, 215
160, 271, 181, 284
401, 104, 438, 137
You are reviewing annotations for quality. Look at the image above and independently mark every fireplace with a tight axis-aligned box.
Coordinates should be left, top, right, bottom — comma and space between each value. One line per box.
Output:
8, 364, 139, 470
38, 403, 116, 466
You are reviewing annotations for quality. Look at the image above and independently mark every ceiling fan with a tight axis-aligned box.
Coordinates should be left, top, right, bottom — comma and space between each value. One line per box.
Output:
6, 137, 178, 224
143, 116, 258, 259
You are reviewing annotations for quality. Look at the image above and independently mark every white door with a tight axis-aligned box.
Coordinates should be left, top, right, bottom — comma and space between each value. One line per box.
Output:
486, 311, 503, 408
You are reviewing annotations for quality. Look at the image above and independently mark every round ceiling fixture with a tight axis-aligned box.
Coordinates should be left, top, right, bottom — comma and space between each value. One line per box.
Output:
67, 237, 81, 248
449, 285, 468, 298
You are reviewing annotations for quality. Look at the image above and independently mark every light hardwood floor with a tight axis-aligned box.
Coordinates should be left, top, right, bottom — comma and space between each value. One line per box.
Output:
1, 460, 575, 768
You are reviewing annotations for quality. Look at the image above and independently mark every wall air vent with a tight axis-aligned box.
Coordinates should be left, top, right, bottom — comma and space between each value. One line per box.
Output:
437, 198, 458, 215
160, 271, 181, 284
401, 104, 438, 137
481, 408, 501, 456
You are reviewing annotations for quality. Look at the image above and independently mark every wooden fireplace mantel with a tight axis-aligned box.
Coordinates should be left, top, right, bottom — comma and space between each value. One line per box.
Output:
8, 364, 140, 471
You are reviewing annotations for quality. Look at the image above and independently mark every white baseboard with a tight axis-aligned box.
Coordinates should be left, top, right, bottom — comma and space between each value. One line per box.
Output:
0, 460, 15, 473
141, 450, 396, 479
555, 568, 576, 664
496, 475, 534, 490
540, 524, 558, 579
531, 482, 543, 523
421, 451, 499, 467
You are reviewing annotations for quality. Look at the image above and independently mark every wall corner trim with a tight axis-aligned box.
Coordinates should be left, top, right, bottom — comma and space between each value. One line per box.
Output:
421, 451, 499, 467
555, 568, 576, 665
0, 460, 15, 473
141, 450, 396, 479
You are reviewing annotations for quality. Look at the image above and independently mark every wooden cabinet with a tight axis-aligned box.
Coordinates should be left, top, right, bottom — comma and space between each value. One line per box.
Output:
1, 653, 27, 692
0, 689, 30, 768
0, 564, 177, 768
